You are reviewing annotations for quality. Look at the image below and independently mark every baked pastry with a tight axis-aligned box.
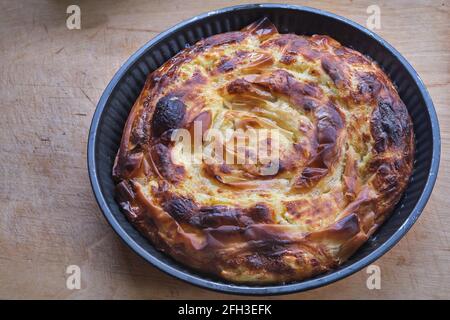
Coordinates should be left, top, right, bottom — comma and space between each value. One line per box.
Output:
113, 18, 414, 283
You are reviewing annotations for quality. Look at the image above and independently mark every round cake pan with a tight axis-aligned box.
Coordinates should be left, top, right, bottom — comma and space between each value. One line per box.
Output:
88, 4, 440, 295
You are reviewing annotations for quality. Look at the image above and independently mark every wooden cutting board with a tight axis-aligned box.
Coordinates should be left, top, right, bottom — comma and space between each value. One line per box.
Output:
0, 0, 448, 299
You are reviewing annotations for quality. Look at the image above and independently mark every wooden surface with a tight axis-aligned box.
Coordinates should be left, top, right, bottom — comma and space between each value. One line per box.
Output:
0, 0, 449, 299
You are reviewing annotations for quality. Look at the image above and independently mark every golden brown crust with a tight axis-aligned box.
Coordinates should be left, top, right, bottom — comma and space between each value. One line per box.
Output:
113, 19, 414, 283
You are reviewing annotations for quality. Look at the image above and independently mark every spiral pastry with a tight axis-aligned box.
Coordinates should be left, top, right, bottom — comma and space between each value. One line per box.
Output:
113, 19, 414, 283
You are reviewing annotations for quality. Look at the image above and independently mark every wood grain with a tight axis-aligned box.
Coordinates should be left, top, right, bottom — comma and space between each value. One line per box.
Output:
0, 0, 448, 299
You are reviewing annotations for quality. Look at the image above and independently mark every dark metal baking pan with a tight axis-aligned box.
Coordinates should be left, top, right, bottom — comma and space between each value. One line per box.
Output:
88, 4, 440, 295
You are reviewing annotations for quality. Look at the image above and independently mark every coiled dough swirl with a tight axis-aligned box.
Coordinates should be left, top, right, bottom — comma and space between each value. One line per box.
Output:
113, 19, 414, 283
